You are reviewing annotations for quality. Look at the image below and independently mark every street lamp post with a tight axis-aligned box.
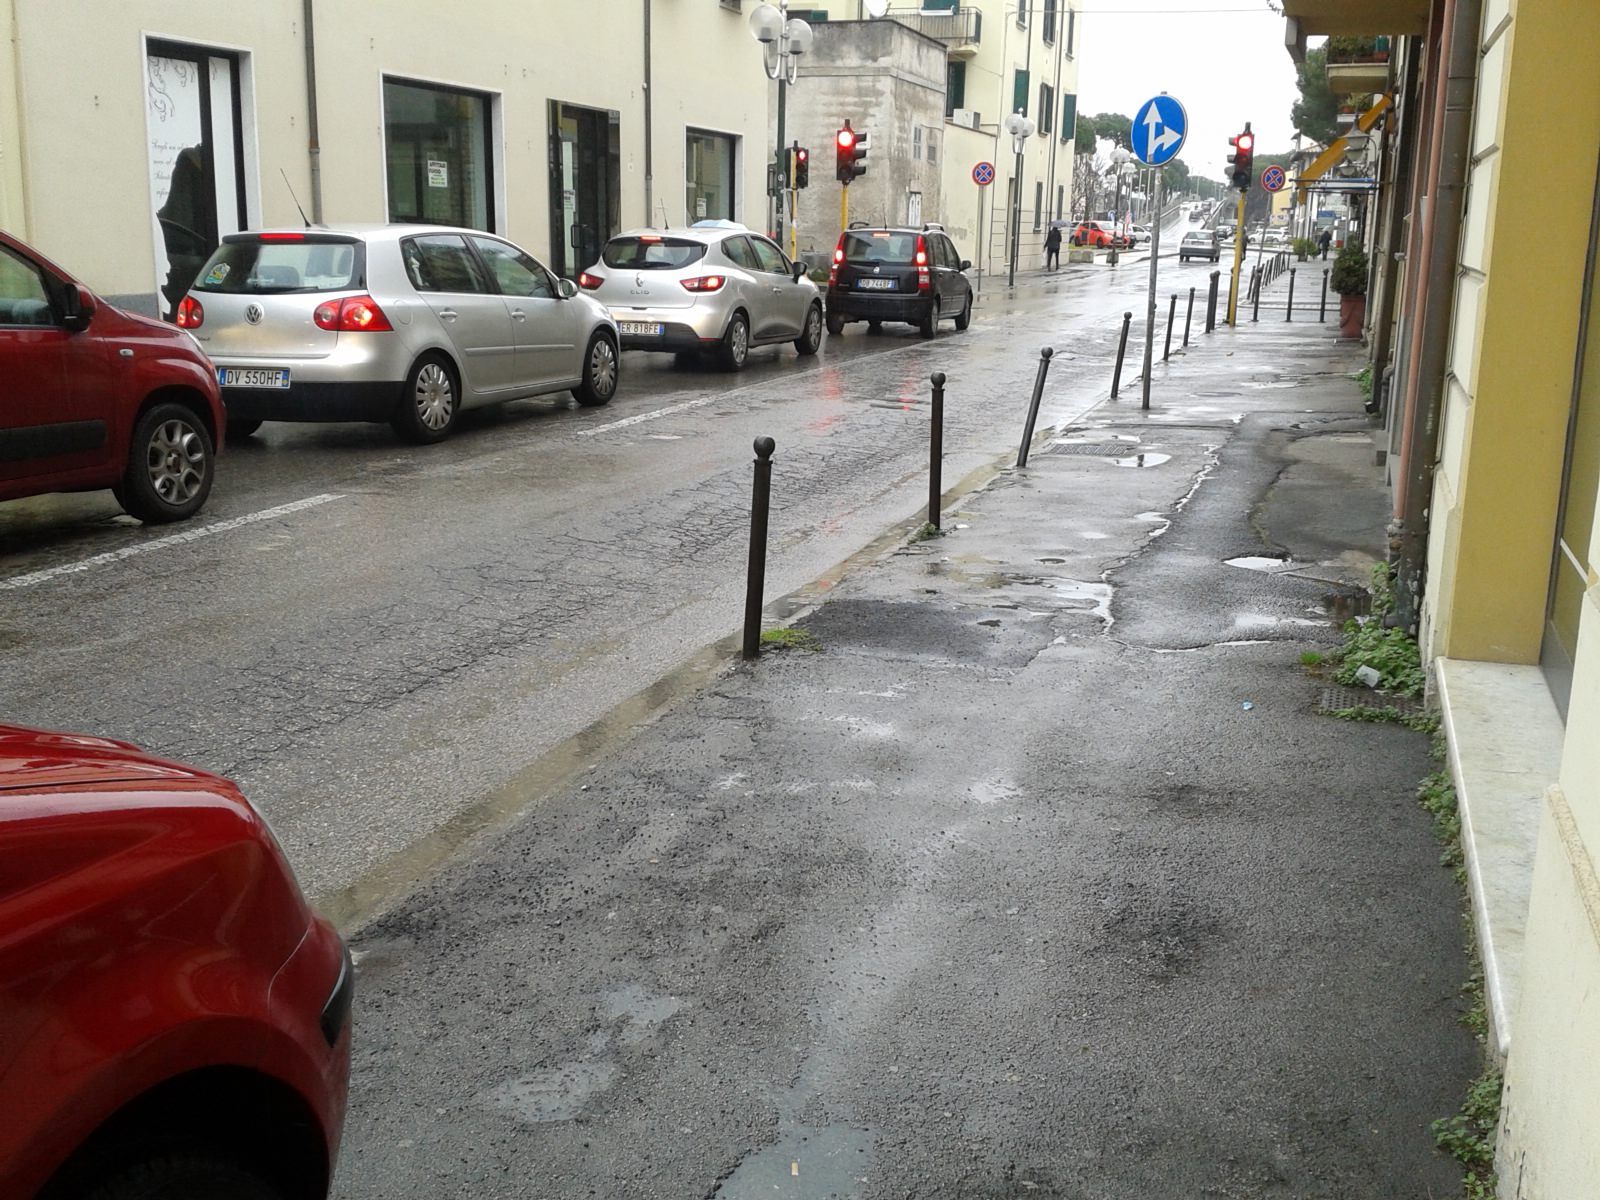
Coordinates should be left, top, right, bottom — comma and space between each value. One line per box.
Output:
1004, 109, 1036, 287
749, 3, 813, 247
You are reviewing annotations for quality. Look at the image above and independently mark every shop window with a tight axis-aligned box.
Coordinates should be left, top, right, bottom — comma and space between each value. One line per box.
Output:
383, 78, 494, 232
144, 40, 247, 321
686, 129, 736, 225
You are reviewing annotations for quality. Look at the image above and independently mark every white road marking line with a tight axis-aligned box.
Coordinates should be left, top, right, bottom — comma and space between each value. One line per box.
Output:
576, 396, 717, 437
0, 493, 345, 591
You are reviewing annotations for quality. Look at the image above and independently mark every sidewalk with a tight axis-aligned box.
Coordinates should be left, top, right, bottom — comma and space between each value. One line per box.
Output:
334, 320, 1478, 1198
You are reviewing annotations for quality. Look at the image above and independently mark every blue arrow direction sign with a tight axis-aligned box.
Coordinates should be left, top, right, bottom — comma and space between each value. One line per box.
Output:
1131, 94, 1187, 167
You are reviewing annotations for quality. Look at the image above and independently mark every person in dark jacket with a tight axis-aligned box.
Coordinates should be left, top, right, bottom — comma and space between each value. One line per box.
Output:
1318, 228, 1333, 259
1044, 224, 1062, 271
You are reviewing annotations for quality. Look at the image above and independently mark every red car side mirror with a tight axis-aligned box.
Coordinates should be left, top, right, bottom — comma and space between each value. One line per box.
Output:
61, 283, 97, 333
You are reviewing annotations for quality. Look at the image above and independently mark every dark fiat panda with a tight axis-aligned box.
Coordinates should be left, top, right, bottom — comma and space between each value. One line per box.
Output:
825, 224, 973, 339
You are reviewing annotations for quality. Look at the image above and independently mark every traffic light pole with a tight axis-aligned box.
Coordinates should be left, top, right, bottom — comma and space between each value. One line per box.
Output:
840, 183, 848, 239
1225, 189, 1247, 326
773, 75, 787, 247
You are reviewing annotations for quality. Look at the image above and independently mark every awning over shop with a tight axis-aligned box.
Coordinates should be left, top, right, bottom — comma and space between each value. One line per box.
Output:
1294, 95, 1393, 204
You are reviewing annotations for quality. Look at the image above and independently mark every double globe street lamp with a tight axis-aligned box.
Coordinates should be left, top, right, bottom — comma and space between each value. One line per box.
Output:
749, 2, 814, 248
1004, 109, 1036, 287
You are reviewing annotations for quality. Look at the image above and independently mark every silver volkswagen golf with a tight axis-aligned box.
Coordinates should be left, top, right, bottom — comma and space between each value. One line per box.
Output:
180, 225, 620, 443
578, 223, 823, 370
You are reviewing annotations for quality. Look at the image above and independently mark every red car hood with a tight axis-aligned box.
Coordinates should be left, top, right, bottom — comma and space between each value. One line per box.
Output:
0, 725, 214, 792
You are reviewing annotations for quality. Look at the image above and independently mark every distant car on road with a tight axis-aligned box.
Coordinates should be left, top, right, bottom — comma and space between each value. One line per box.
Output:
1179, 230, 1221, 263
0, 724, 351, 1200
1069, 220, 1127, 249
824, 224, 973, 339
580, 224, 822, 370
184, 225, 619, 444
1127, 225, 1153, 246
1, 231, 224, 523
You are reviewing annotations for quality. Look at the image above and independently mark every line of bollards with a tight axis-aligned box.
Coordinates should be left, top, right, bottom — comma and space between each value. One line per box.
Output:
928, 372, 945, 530
1184, 287, 1195, 348
1162, 293, 1176, 363
741, 436, 776, 660
1017, 347, 1053, 468
1110, 311, 1132, 399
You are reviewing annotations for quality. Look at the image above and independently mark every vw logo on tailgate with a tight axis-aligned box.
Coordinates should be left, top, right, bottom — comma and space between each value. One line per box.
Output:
245, 302, 264, 325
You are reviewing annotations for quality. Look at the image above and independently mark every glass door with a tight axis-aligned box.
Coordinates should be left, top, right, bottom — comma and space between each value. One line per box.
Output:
548, 102, 620, 279
144, 40, 246, 321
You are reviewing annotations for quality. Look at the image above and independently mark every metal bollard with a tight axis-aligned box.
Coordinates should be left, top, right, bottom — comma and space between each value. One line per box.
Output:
1319, 268, 1329, 323
1163, 293, 1177, 362
1183, 287, 1195, 348
1285, 267, 1297, 322
928, 372, 945, 530
741, 437, 776, 660
1252, 267, 1262, 323
1206, 271, 1219, 333
1110, 311, 1132, 399
1017, 347, 1053, 469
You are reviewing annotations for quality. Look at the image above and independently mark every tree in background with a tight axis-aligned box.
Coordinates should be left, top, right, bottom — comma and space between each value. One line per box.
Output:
1075, 114, 1098, 157
1090, 111, 1132, 149
1292, 46, 1339, 143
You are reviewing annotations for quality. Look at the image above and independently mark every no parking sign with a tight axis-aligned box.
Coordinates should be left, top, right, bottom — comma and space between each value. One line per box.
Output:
1261, 165, 1287, 193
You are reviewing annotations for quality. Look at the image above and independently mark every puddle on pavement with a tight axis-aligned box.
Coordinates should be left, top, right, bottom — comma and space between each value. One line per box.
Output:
1037, 557, 1066, 564
712, 1125, 874, 1199
601, 983, 686, 1044
1325, 590, 1371, 621
1224, 555, 1299, 573
1231, 612, 1328, 633
480, 1060, 621, 1124
1240, 379, 1302, 390
970, 774, 1021, 805
1106, 452, 1171, 468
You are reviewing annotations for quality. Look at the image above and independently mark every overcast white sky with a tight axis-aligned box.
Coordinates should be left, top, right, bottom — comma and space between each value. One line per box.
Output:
1073, 0, 1305, 180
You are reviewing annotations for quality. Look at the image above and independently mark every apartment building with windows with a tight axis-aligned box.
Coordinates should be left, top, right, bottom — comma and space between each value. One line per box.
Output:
0, 0, 770, 318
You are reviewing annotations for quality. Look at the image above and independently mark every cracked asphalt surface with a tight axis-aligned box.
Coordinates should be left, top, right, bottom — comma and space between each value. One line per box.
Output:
328, 322, 1473, 1197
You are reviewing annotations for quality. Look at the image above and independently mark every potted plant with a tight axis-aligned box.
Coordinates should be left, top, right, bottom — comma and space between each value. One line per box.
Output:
1330, 243, 1369, 338
1292, 236, 1316, 262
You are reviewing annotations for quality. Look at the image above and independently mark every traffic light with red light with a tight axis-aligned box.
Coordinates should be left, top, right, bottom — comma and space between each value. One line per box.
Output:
794, 145, 810, 189
835, 121, 868, 184
1227, 125, 1255, 191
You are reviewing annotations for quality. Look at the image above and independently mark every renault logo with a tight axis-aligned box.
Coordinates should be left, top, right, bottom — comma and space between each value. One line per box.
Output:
635, 274, 644, 289
245, 303, 264, 325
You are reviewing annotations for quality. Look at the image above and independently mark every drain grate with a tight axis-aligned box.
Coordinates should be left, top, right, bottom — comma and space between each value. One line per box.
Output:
1317, 685, 1426, 716
1047, 440, 1145, 456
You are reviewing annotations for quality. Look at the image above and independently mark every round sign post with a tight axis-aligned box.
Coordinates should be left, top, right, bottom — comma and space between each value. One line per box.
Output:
972, 161, 995, 288
1130, 95, 1187, 412
1261, 165, 1286, 193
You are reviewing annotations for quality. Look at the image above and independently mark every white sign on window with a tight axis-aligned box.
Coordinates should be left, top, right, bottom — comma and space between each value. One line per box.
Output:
427, 160, 450, 188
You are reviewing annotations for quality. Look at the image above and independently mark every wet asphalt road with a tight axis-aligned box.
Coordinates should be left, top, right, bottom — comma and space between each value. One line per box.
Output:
0, 218, 1208, 905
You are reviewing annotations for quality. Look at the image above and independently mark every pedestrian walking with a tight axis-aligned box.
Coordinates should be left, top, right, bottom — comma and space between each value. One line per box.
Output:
1044, 224, 1062, 272
1318, 228, 1332, 260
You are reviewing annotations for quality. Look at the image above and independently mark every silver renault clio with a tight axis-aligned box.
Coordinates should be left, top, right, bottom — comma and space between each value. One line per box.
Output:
181, 225, 620, 443
578, 222, 823, 370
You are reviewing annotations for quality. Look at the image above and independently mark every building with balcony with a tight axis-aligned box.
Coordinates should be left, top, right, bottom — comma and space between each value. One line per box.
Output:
1283, 1, 1600, 1195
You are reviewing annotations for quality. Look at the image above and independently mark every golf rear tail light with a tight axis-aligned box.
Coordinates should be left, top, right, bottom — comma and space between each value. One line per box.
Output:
681, 275, 726, 293
915, 235, 930, 291
314, 294, 394, 332
578, 271, 604, 290
176, 296, 203, 329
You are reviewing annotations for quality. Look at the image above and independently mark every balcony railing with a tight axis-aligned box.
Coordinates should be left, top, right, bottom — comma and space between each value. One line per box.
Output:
885, 5, 982, 51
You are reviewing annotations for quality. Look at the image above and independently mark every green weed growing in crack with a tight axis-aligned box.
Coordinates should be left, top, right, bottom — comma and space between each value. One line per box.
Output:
759, 627, 822, 652
1327, 563, 1426, 697
1415, 758, 1503, 1199
1328, 704, 1438, 733
1300, 650, 1325, 667
1356, 364, 1374, 404
910, 522, 945, 544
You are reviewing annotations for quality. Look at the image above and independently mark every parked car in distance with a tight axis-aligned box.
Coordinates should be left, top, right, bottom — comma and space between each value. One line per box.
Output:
579, 222, 822, 370
1179, 230, 1221, 263
1069, 220, 1127, 249
1127, 225, 1152, 245
1, 231, 224, 523
0, 724, 351, 1200
183, 225, 619, 444
824, 223, 973, 339
1264, 228, 1289, 247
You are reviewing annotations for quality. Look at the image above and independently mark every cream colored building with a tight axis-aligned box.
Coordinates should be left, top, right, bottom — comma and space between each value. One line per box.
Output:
0, 0, 771, 318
